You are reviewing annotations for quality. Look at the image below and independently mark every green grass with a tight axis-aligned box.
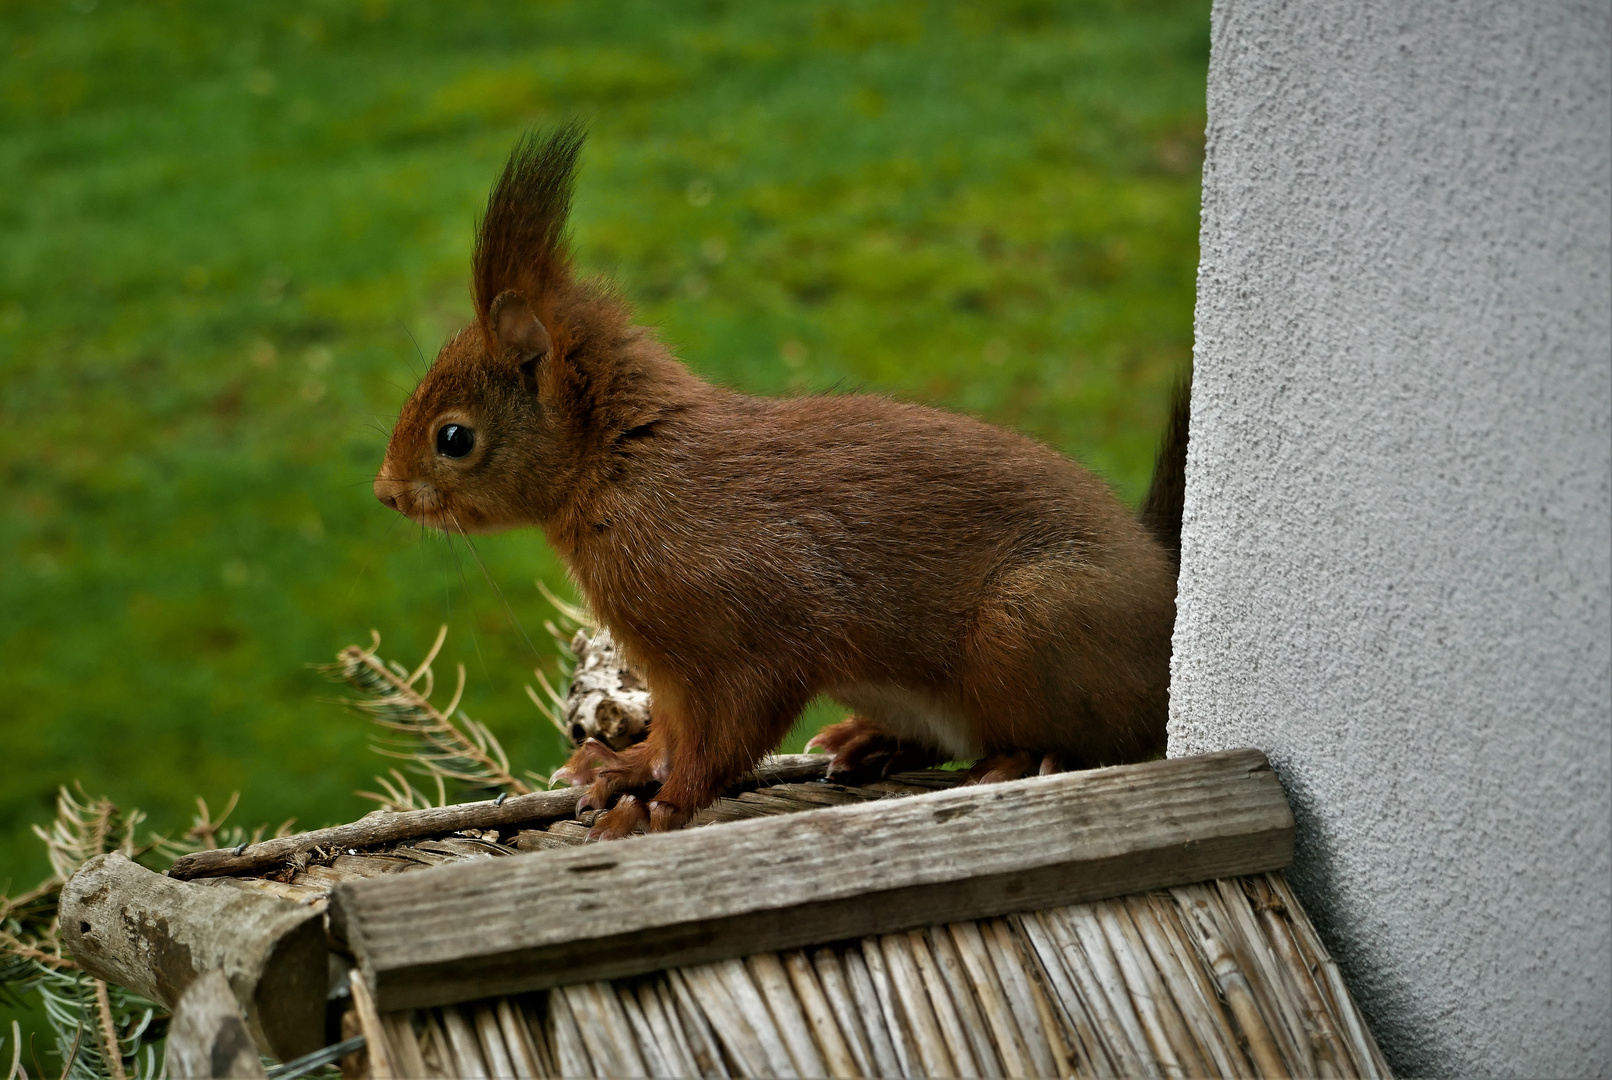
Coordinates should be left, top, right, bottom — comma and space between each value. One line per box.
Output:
1, 0, 1205, 941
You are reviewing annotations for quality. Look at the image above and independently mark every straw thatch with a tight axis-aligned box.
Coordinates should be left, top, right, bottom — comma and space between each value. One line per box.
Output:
345, 873, 1388, 1079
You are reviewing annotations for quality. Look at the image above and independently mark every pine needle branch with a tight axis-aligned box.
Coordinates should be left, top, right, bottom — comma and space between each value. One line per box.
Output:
536, 578, 592, 630
3, 786, 189, 1079
29, 787, 143, 887
327, 627, 536, 799
355, 769, 444, 813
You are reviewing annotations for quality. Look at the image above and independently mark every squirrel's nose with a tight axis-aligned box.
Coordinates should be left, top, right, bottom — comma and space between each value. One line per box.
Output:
373, 474, 404, 512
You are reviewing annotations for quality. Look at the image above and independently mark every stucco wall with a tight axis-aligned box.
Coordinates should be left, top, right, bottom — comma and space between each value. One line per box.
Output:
1169, 2, 1611, 1076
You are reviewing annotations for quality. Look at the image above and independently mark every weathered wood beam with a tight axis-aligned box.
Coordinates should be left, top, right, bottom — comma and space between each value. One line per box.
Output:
165, 971, 268, 1079
60, 853, 327, 1061
167, 754, 832, 880
332, 749, 1293, 1011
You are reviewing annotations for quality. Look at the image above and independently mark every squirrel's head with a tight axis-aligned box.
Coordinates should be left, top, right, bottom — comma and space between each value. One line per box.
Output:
376, 123, 616, 533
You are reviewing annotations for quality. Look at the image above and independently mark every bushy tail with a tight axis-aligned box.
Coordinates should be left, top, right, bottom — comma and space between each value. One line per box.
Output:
1138, 374, 1191, 570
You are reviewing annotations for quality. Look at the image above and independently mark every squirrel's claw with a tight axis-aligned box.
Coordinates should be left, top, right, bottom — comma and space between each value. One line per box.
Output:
806, 716, 884, 773
577, 772, 625, 812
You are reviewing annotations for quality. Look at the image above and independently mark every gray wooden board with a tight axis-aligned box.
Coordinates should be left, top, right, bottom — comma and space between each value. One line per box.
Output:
331, 749, 1293, 1011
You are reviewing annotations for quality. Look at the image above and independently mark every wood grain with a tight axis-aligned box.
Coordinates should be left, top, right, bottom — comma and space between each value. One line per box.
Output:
333, 749, 1293, 1011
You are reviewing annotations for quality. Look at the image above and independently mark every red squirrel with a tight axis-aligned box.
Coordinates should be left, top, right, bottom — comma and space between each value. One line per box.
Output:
374, 125, 1189, 840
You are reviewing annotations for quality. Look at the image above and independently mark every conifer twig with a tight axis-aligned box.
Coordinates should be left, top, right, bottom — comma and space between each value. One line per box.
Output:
328, 627, 536, 797
3, 786, 175, 1080
536, 578, 592, 629
357, 769, 445, 813
185, 794, 240, 853
525, 672, 572, 737
91, 981, 125, 1080
527, 579, 594, 736
30, 787, 140, 886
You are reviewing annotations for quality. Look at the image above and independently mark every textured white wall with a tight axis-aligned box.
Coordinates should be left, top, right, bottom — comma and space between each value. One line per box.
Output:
1169, 2, 1612, 1076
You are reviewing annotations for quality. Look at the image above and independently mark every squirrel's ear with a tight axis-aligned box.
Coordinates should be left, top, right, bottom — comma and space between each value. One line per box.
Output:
490, 289, 552, 368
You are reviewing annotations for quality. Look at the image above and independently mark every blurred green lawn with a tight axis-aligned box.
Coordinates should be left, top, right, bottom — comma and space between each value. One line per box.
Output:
1, 0, 1206, 899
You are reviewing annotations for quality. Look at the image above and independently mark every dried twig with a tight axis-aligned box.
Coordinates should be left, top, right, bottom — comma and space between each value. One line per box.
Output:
147, 793, 286, 867
169, 754, 832, 880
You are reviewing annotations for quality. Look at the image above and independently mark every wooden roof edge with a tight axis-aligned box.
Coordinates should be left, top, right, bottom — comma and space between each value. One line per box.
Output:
59, 749, 1293, 1057
331, 749, 1293, 1011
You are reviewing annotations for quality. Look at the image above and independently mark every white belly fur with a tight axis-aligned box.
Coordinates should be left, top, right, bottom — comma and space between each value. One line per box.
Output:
826, 682, 983, 761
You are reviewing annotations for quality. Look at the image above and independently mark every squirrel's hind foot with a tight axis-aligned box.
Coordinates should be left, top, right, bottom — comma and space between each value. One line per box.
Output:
806, 716, 943, 779
583, 790, 696, 840
964, 751, 1065, 785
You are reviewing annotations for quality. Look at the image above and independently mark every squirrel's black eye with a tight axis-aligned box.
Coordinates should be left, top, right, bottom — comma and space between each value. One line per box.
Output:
436, 424, 475, 458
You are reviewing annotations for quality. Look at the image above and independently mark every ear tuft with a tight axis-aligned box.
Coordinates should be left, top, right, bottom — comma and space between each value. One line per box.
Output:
473, 124, 584, 328
490, 290, 553, 364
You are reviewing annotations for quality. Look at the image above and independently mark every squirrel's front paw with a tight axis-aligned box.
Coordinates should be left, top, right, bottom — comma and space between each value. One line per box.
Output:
554, 739, 663, 814
587, 794, 650, 840
551, 737, 618, 787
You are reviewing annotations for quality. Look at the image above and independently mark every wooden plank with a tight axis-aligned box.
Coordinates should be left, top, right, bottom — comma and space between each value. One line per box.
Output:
167, 754, 832, 879
332, 749, 1292, 1011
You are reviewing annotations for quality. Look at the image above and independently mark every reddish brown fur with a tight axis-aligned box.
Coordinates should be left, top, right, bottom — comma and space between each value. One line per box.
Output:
375, 127, 1183, 839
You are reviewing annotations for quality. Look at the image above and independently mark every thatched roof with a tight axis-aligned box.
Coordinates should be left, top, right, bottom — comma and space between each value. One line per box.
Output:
356, 871, 1387, 1079
61, 750, 1390, 1079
